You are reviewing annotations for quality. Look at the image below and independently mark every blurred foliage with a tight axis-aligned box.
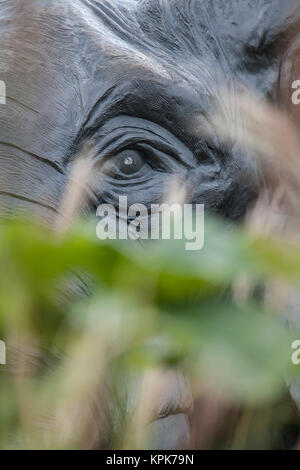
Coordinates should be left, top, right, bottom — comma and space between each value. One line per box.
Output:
0, 215, 300, 449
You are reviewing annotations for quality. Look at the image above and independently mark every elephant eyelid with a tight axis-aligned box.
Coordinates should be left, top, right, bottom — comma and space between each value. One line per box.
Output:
90, 116, 197, 168
135, 143, 193, 170
94, 142, 195, 178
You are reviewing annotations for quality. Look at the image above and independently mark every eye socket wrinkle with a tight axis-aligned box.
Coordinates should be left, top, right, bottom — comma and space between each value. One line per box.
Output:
89, 115, 197, 171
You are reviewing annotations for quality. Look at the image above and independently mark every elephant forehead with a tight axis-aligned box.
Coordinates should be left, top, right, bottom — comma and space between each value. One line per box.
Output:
2, 0, 297, 166
0, 0, 231, 92
0, 0, 218, 164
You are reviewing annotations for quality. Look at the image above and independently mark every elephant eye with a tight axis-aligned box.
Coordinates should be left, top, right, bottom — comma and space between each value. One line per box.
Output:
114, 149, 146, 175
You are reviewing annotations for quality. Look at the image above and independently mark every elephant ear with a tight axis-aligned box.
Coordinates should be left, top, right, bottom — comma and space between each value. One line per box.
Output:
135, 0, 300, 61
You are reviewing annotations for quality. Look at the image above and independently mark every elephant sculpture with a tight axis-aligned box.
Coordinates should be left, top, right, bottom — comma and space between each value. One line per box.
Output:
1, 0, 300, 449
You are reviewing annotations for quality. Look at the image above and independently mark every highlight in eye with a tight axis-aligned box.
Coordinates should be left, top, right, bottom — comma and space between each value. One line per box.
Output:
115, 149, 146, 175
101, 149, 147, 178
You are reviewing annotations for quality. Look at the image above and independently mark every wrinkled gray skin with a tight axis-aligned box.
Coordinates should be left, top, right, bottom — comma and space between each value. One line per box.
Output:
1, 0, 300, 449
